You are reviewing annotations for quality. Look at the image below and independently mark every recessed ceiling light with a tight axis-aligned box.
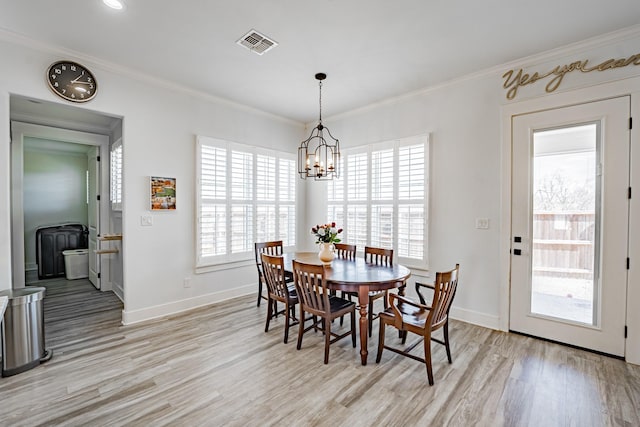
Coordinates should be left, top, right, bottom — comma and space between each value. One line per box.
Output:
103, 0, 125, 10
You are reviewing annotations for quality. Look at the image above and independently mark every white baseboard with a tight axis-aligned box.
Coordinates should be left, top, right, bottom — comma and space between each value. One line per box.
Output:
450, 306, 501, 331
121, 284, 254, 325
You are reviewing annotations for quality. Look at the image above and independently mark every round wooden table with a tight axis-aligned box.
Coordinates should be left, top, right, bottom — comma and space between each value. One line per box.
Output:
283, 252, 411, 365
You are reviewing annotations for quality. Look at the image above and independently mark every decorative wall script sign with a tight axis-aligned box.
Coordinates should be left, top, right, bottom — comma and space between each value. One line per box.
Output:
502, 53, 640, 100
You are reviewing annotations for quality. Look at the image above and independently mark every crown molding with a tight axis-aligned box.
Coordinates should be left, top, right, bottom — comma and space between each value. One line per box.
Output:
0, 28, 301, 126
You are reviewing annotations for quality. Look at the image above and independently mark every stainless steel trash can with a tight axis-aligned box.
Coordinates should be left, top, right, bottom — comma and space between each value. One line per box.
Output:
0, 287, 52, 377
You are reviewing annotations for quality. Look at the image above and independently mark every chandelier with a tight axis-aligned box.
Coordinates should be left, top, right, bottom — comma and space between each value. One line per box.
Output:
298, 73, 341, 181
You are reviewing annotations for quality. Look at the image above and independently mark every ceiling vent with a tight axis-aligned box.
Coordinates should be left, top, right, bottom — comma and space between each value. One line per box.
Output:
237, 29, 278, 55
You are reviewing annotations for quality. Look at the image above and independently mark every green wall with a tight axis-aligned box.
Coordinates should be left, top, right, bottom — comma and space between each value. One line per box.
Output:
23, 137, 89, 270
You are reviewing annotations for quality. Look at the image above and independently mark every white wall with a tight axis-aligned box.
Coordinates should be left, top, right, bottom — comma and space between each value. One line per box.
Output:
0, 32, 305, 323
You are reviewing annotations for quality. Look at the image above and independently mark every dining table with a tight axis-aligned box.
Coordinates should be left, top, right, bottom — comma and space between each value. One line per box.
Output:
282, 251, 411, 365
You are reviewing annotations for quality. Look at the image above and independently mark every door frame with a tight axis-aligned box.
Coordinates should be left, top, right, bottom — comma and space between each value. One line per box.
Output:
500, 76, 640, 364
10, 121, 110, 289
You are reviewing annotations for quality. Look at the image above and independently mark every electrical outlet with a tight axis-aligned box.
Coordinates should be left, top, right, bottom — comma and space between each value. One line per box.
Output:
141, 215, 153, 226
475, 218, 490, 229
183, 277, 191, 288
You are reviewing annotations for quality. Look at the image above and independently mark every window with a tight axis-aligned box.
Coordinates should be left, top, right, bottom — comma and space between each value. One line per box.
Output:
197, 136, 296, 267
328, 135, 428, 267
110, 138, 123, 211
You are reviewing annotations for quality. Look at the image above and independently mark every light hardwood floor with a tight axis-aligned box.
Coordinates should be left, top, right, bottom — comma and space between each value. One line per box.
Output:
1, 279, 639, 426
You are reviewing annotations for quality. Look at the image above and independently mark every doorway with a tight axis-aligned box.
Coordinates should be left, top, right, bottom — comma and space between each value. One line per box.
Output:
11, 122, 110, 290
509, 97, 630, 356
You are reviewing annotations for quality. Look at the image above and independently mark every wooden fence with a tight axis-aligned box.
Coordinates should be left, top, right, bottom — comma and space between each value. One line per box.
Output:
532, 212, 594, 279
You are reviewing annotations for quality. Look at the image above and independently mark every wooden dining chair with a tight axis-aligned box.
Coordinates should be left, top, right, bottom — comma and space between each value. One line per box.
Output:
254, 241, 287, 307
363, 246, 394, 336
334, 243, 356, 260
376, 264, 460, 385
292, 260, 356, 364
261, 253, 300, 344
335, 243, 356, 325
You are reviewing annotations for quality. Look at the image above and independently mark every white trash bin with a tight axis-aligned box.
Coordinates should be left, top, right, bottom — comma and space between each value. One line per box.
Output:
62, 249, 89, 279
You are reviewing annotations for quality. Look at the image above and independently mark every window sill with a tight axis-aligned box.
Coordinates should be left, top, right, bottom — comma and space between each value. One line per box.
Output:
195, 259, 253, 274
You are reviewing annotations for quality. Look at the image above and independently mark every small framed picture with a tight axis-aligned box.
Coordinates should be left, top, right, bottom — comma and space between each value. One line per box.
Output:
150, 176, 176, 210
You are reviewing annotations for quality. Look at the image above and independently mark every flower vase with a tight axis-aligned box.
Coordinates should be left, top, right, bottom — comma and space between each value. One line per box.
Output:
318, 243, 335, 265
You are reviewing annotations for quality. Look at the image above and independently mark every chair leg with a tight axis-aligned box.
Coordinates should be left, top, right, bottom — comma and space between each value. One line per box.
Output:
283, 303, 290, 344
264, 297, 273, 333
443, 320, 452, 363
368, 299, 374, 338
297, 305, 305, 350
376, 318, 386, 363
257, 280, 263, 307
340, 292, 352, 326
324, 318, 331, 364
424, 335, 434, 386
396, 283, 406, 338
351, 310, 356, 348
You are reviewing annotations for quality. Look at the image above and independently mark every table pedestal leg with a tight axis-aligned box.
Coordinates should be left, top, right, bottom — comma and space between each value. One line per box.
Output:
358, 303, 368, 365
357, 286, 370, 365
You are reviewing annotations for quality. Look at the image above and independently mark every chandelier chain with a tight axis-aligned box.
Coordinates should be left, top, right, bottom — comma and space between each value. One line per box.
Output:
318, 80, 323, 123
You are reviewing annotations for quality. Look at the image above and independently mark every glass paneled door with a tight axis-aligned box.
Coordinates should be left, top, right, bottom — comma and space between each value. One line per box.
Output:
510, 97, 630, 356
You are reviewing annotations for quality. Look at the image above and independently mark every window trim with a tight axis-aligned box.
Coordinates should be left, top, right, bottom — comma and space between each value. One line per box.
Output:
196, 135, 296, 270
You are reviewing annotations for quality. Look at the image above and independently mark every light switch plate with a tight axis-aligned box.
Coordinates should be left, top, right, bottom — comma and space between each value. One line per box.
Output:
141, 215, 153, 226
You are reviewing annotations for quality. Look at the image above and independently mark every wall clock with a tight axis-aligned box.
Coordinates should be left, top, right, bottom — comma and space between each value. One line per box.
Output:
46, 60, 98, 103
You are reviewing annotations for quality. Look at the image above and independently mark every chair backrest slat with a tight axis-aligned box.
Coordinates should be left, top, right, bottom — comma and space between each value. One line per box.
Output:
255, 241, 284, 275
334, 243, 356, 260
261, 253, 288, 299
292, 260, 329, 315
364, 246, 393, 266
427, 264, 459, 330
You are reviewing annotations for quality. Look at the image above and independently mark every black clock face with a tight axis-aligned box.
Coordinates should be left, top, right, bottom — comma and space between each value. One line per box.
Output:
46, 61, 97, 103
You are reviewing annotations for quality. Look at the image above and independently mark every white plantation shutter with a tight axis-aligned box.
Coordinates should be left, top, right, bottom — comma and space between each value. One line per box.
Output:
231, 204, 253, 253
278, 158, 296, 246
398, 143, 425, 200
398, 205, 424, 259
371, 204, 393, 248
256, 205, 276, 243
371, 148, 394, 200
231, 151, 253, 200
110, 139, 123, 210
327, 205, 344, 232
201, 145, 226, 199
257, 155, 275, 201
197, 136, 296, 267
200, 204, 226, 257
278, 205, 295, 247
279, 158, 295, 202
397, 142, 426, 260
327, 135, 428, 267
347, 152, 368, 201
347, 205, 368, 249
328, 157, 344, 202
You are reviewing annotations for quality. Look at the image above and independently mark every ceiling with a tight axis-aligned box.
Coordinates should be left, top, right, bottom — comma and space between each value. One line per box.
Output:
2, 0, 640, 124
